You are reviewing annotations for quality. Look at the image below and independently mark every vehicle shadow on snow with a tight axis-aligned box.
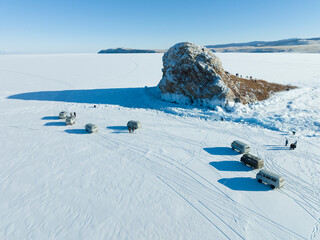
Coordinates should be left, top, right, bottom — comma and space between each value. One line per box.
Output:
218, 178, 271, 191
64, 129, 88, 134
265, 145, 289, 151
42, 116, 60, 120
204, 147, 240, 156
44, 122, 66, 126
107, 126, 128, 134
209, 161, 251, 172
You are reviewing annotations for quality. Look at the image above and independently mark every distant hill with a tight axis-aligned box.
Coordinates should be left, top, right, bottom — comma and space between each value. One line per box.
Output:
205, 37, 320, 53
98, 38, 320, 54
98, 48, 166, 54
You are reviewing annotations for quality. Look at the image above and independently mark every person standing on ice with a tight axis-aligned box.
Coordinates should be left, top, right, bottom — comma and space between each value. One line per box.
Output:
290, 143, 294, 150
290, 141, 297, 150
285, 138, 288, 146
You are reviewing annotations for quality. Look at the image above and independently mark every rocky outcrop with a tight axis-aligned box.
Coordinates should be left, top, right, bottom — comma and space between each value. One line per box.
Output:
158, 42, 237, 109
157, 42, 295, 109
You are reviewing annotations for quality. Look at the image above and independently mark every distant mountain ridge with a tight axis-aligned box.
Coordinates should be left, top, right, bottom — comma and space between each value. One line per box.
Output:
205, 37, 320, 53
98, 48, 166, 54
98, 37, 320, 54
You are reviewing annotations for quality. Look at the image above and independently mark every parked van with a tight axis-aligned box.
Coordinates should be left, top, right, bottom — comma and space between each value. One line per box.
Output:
256, 169, 284, 189
231, 140, 250, 154
127, 120, 142, 130
59, 111, 67, 119
85, 123, 98, 133
240, 154, 264, 169
65, 116, 76, 125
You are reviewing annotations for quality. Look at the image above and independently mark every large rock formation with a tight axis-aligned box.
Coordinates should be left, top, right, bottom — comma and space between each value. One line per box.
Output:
158, 42, 237, 109
158, 42, 294, 109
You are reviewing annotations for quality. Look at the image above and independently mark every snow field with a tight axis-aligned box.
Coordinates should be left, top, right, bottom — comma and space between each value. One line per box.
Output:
0, 53, 319, 239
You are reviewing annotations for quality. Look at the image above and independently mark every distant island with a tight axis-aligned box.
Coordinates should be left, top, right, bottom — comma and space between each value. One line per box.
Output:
98, 48, 166, 54
98, 37, 320, 54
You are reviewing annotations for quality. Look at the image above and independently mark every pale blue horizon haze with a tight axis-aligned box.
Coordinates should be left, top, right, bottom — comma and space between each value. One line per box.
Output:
0, 0, 320, 53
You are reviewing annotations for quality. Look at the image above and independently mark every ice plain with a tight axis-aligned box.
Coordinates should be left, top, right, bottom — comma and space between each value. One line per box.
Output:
0, 53, 319, 240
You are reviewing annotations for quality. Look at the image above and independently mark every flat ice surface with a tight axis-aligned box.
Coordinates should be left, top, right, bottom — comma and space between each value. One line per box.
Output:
0, 53, 319, 240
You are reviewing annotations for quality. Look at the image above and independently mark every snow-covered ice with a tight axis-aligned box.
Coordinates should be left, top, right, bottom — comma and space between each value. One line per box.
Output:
0, 53, 319, 239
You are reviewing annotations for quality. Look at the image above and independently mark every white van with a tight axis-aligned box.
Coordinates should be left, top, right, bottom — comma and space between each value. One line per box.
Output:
127, 120, 142, 130
85, 123, 98, 133
59, 111, 67, 119
65, 116, 76, 125
241, 154, 264, 169
256, 169, 284, 189
231, 140, 250, 154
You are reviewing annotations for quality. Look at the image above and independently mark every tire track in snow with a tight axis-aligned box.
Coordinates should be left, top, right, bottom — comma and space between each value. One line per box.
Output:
0, 69, 77, 186
80, 122, 307, 239
310, 218, 320, 240
0, 69, 75, 89
71, 116, 240, 238
265, 156, 320, 222
0, 109, 58, 186
157, 177, 231, 240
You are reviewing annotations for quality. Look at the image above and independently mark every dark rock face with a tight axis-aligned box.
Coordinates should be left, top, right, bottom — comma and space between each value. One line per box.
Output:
158, 42, 236, 109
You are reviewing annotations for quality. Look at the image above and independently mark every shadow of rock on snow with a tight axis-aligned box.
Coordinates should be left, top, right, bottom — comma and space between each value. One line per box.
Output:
204, 147, 240, 156
64, 129, 88, 134
218, 177, 271, 191
7, 87, 163, 109
210, 161, 251, 172
42, 116, 60, 120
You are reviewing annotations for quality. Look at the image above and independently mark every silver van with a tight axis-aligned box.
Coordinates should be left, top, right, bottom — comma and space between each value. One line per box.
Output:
65, 116, 76, 125
127, 120, 142, 130
240, 154, 264, 169
231, 140, 250, 154
59, 111, 67, 119
256, 169, 284, 189
85, 123, 98, 133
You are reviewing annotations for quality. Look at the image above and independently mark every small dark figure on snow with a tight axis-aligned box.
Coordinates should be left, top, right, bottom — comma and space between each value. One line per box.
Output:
290, 141, 297, 150
221, 117, 224, 121
74, 112, 76, 117
94, 105, 96, 108
285, 138, 288, 146
292, 131, 296, 135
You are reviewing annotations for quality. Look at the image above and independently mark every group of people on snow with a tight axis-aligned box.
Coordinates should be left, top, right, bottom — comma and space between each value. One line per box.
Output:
285, 130, 298, 150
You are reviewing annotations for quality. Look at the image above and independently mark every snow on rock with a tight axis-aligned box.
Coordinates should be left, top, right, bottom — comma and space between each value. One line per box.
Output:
158, 42, 237, 109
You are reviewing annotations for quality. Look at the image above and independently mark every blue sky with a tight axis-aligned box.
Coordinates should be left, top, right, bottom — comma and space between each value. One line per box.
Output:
0, 0, 319, 53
